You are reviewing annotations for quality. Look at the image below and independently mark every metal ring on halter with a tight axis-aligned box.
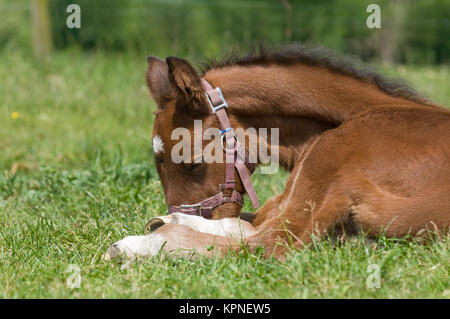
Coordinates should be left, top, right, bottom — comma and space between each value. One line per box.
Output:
180, 203, 202, 215
220, 134, 238, 152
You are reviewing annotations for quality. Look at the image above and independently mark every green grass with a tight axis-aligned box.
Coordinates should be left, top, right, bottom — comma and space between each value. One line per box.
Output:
0, 50, 449, 298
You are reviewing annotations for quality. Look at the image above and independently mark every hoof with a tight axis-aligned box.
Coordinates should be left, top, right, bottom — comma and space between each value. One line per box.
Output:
144, 215, 173, 234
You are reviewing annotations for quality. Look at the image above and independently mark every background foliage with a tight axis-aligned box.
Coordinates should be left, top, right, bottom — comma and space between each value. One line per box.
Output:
1, 0, 450, 63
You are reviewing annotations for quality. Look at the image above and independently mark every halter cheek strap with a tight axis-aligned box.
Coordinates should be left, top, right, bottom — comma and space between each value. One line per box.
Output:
166, 78, 259, 219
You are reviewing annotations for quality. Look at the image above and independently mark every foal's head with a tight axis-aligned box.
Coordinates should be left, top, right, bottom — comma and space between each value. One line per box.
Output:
146, 56, 245, 219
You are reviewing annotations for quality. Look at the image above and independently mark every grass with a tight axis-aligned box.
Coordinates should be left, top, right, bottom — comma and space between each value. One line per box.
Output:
0, 50, 449, 298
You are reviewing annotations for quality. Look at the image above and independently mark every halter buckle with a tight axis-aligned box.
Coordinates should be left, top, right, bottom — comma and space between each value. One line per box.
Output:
205, 87, 228, 113
179, 203, 202, 215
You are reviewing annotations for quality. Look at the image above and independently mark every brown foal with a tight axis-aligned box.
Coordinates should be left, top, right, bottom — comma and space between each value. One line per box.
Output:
106, 45, 450, 262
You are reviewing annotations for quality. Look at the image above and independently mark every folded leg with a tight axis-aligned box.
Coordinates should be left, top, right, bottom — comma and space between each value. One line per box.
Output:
103, 214, 257, 267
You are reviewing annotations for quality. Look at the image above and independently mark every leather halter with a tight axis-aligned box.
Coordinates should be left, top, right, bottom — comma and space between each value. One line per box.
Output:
166, 79, 259, 219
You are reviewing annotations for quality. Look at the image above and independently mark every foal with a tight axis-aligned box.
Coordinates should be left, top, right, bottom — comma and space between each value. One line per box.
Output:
104, 46, 450, 263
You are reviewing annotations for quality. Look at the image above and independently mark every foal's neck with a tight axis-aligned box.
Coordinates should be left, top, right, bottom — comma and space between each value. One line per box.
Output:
205, 64, 429, 170
206, 64, 427, 123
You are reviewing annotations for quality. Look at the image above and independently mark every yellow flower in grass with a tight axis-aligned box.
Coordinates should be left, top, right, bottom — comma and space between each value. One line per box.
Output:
11, 112, 20, 120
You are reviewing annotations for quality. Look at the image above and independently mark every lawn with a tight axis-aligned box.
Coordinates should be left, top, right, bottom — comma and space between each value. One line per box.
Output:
0, 50, 449, 298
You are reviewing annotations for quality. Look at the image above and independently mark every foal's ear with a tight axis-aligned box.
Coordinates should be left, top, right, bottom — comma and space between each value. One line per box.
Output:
146, 56, 175, 108
166, 57, 208, 115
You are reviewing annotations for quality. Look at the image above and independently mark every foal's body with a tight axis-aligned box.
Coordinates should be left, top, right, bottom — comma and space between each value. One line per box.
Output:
105, 46, 450, 262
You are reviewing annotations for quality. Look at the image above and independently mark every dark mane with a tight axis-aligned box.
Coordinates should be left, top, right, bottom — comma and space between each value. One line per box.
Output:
201, 44, 431, 105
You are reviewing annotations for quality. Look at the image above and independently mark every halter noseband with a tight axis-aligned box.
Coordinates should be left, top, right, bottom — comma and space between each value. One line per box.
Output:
166, 78, 259, 219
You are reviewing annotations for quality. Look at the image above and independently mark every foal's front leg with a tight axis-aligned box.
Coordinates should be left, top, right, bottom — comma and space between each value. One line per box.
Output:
103, 215, 255, 267
146, 213, 257, 238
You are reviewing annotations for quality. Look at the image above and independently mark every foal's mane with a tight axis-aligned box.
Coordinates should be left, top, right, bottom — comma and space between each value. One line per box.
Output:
201, 44, 431, 105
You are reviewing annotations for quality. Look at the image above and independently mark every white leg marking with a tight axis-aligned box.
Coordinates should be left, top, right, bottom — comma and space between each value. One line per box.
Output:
104, 214, 257, 268
150, 213, 257, 238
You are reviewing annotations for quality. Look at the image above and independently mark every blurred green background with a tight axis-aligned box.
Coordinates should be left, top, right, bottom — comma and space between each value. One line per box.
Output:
1, 0, 449, 64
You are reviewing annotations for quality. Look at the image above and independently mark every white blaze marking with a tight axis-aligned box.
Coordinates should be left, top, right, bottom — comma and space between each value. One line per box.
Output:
153, 135, 164, 155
